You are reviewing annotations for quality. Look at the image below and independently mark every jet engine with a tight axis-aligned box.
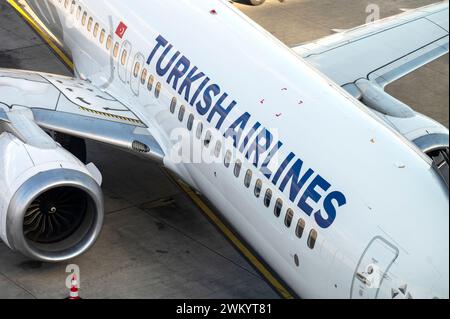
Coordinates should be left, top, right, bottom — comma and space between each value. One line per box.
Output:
0, 110, 104, 262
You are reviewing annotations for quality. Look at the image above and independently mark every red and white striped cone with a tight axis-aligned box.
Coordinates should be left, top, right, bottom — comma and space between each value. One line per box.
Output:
68, 275, 81, 300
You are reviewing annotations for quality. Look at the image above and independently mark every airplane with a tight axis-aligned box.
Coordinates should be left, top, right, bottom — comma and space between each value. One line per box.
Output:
0, 0, 448, 299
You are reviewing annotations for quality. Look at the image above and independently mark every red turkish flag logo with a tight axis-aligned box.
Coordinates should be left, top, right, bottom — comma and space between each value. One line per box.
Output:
115, 22, 128, 39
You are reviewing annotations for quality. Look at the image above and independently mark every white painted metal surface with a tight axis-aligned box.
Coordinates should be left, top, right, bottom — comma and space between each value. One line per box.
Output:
0, 0, 448, 298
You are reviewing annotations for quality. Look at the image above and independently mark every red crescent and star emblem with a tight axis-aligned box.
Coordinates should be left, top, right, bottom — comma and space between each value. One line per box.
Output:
115, 21, 128, 39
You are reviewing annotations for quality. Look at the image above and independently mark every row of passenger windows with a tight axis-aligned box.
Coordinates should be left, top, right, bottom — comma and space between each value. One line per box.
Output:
60, 0, 318, 255
227, 157, 316, 247
60, 0, 166, 100
168, 95, 318, 251
240, 166, 317, 250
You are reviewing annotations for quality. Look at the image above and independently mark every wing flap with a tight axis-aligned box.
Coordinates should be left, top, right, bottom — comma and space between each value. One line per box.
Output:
33, 109, 164, 162
0, 69, 144, 127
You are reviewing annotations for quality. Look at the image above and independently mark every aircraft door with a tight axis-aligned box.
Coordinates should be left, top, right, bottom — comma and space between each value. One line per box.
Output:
350, 236, 399, 299
130, 53, 145, 96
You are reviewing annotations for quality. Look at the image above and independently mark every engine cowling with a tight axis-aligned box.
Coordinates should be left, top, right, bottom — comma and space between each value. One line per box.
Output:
0, 131, 104, 262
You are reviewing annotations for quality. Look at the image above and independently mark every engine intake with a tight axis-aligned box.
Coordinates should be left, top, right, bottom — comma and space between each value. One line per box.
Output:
6, 169, 103, 262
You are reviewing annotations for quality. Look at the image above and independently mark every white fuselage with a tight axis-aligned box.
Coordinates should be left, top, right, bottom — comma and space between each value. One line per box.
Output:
25, 0, 448, 298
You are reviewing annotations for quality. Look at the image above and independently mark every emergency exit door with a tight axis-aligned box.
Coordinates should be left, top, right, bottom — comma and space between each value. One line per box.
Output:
350, 236, 399, 299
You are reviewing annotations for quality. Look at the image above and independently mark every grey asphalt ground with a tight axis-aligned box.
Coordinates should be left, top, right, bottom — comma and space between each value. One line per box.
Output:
0, 0, 448, 299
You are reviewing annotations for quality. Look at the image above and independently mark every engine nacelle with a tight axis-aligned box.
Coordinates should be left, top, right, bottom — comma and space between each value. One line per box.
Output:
354, 79, 449, 183
0, 131, 104, 262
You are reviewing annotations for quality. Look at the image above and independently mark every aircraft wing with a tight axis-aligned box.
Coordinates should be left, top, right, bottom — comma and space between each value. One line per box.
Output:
0, 68, 165, 162
292, 2, 449, 96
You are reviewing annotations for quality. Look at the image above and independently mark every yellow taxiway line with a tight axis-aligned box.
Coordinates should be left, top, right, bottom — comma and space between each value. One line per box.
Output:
7, 0, 294, 299
165, 173, 294, 299
7, 0, 74, 70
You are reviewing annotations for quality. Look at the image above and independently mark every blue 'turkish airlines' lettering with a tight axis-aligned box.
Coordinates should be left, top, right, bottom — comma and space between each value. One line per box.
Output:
147, 34, 347, 229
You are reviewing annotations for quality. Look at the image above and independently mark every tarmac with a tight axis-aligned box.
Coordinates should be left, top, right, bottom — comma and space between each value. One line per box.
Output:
0, 0, 448, 299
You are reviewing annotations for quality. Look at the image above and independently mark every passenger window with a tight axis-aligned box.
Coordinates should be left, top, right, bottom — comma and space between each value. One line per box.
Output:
76, 6, 82, 20
93, 23, 99, 37
70, 1, 76, 14
99, 29, 105, 44
147, 75, 154, 91
296, 218, 305, 238
196, 122, 203, 139
234, 160, 242, 177
64, 0, 69, 9
244, 170, 252, 188
82, 12, 87, 25
224, 150, 232, 168
254, 179, 262, 198
187, 114, 194, 131
106, 35, 112, 50
204, 131, 212, 147
264, 189, 272, 207
87, 17, 93, 32
274, 198, 283, 217
141, 69, 148, 84
121, 49, 127, 65
307, 229, 317, 249
285, 209, 294, 228
170, 97, 177, 113
113, 42, 119, 58
133, 62, 140, 78
155, 82, 161, 98
214, 141, 222, 157
178, 105, 185, 122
